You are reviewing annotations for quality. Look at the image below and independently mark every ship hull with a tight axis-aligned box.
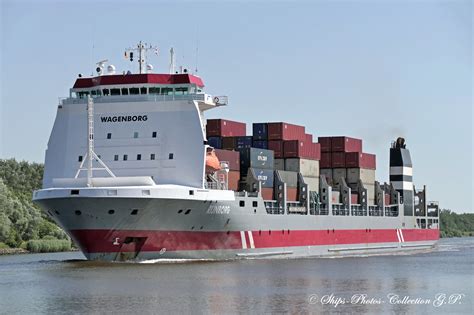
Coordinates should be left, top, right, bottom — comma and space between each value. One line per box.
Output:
34, 190, 439, 262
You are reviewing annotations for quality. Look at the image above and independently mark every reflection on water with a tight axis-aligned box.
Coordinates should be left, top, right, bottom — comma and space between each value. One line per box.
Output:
0, 238, 472, 314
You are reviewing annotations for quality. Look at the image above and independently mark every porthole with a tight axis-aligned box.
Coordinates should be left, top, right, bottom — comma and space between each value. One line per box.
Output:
75, 210, 82, 216
108, 209, 115, 215
178, 209, 183, 214
184, 209, 191, 215
131, 209, 138, 215
55, 210, 60, 215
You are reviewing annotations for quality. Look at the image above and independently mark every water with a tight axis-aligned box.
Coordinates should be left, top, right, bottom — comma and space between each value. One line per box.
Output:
0, 238, 472, 314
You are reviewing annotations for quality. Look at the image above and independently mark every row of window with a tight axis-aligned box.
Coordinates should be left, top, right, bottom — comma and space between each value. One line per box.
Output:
106, 131, 157, 139
75, 86, 199, 99
78, 153, 173, 162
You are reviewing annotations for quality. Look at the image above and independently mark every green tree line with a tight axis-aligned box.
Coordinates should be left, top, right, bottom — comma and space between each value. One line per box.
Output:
0, 159, 472, 252
0, 159, 69, 251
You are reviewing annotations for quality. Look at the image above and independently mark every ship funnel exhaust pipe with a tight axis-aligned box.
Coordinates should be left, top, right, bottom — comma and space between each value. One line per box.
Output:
389, 137, 414, 216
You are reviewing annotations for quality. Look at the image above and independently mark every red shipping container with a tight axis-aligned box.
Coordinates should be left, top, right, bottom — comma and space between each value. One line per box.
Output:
228, 171, 240, 190
305, 134, 313, 143
222, 137, 237, 150
287, 187, 298, 201
321, 152, 332, 168
331, 152, 346, 168
345, 152, 376, 169
385, 194, 391, 205
206, 119, 246, 137
214, 149, 240, 171
261, 187, 274, 200
318, 137, 332, 152
331, 136, 362, 153
351, 193, 359, 204
267, 122, 305, 141
283, 140, 321, 160
268, 140, 284, 158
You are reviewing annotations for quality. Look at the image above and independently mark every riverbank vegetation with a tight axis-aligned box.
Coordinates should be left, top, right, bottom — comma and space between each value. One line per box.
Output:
439, 209, 474, 238
0, 159, 71, 253
0, 159, 473, 254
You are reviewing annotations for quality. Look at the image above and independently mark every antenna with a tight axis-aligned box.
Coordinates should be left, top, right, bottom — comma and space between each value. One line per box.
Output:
125, 41, 158, 74
194, 27, 199, 74
75, 96, 115, 184
169, 47, 175, 74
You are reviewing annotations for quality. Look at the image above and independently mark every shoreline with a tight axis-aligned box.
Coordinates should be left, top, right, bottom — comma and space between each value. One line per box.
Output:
0, 248, 79, 256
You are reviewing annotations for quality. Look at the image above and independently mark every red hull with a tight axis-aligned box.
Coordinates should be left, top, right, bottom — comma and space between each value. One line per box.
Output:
70, 229, 439, 254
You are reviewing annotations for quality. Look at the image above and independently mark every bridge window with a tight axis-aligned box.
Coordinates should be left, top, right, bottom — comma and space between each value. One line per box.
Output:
152, 131, 157, 138
175, 87, 188, 95
121, 88, 129, 95
240, 201, 245, 207
102, 89, 109, 96
134, 132, 139, 138
107, 133, 112, 139
130, 88, 140, 95
123, 154, 128, 161
110, 88, 120, 96
78, 155, 83, 162
149, 87, 160, 94
161, 87, 173, 95
140, 87, 147, 94
137, 154, 141, 161
114, 155, 119, 161
168, 153, 174, 160
150, 154, 155, 160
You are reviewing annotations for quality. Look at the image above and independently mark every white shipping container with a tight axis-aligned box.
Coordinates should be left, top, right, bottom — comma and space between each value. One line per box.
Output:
274, 159, 285, 170
285, 158, 320, 177
303, 176, 319, 192
347, 168, 376, 185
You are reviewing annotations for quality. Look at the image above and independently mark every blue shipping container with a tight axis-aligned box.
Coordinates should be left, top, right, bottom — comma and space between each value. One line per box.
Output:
253, 123, 268, 140
252, 140, 268, 149
239, 148, 274, 177
207, 136, 222, 149
250, 168, 274, 188
235, 136, 253, 149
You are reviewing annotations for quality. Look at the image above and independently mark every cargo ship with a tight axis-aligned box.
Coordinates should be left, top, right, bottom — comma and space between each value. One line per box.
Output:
33, 43, 440, 261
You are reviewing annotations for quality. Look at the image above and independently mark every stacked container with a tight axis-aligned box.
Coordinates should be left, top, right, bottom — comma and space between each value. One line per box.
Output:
317, 136, 377, 205
239, 148, 275, 180
206, 119, 246, 150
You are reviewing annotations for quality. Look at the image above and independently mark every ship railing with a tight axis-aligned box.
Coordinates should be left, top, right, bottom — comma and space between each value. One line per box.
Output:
60, 93, 211, 105
351, 205, 367, 216
332, 204, 349, 216
264, 201, 284, 215
310, 203, 328, 215
204, 181, 227, 190
384, 205, 399, 217
368, 206, 384, 217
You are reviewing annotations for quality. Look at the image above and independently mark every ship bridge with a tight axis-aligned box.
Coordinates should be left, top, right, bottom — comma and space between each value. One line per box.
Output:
63, 73, 227, 110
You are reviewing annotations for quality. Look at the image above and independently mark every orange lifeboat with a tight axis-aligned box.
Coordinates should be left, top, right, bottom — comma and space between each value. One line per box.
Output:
205, 148, 221, 173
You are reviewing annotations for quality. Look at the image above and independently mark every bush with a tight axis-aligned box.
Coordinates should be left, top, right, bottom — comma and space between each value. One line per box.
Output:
26, 239, 71, 253
0, 242, 10, 249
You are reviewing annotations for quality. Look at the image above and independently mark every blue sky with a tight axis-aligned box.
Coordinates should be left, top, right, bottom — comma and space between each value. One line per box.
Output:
1, 0, 472, 212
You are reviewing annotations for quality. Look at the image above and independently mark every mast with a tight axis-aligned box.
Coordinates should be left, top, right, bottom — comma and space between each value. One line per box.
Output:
75, 96, 116, 182
169, 47, 175, 74
125, 42, 158, 74
87, 96, 94, 186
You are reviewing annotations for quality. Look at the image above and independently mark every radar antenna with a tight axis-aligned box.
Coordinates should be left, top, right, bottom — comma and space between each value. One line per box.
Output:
75, 96, 115, 185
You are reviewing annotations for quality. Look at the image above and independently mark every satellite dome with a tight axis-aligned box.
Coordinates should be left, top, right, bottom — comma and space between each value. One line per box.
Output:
107, 64, 116, 74
147, 64, 154, 73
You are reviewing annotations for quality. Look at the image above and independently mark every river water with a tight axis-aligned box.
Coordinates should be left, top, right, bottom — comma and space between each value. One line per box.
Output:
0, 237, 472, 314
